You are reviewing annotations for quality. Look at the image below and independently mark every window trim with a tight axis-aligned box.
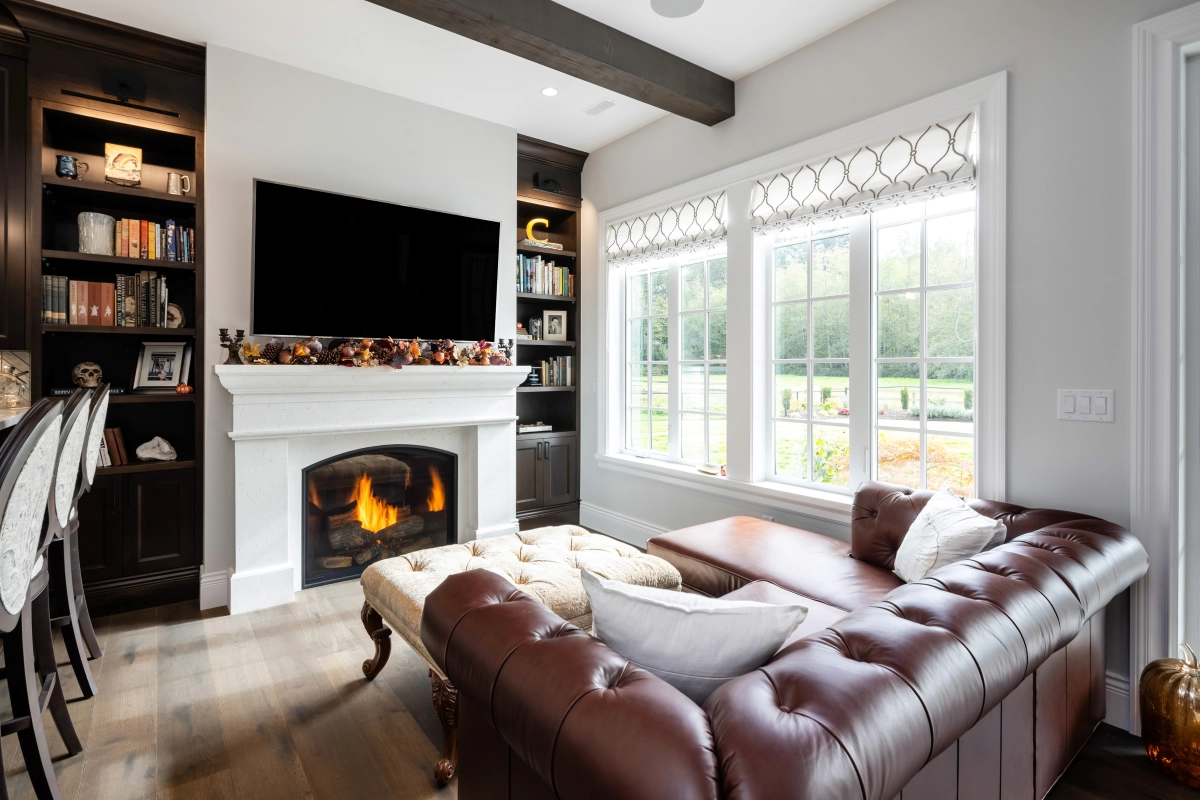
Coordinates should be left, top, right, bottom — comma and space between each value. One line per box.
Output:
597, 72, 1007, 517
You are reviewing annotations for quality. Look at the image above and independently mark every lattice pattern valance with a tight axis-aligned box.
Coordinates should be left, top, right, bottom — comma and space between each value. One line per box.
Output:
751, 113, 976, 231
606, 192, 726, 264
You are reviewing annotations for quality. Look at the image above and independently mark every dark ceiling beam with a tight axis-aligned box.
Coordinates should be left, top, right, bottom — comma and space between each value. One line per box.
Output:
365, 0, 734, 126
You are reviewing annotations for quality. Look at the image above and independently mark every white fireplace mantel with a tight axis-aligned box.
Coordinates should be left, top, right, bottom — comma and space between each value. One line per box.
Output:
215, 364, 530, 614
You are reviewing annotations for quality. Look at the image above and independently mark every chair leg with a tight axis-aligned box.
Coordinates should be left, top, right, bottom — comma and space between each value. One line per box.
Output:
49, 540, 96, 699
5, 605, 64, 800
67, 536, 100, 660
430, 670, 458, 787
31, 590, 81, 756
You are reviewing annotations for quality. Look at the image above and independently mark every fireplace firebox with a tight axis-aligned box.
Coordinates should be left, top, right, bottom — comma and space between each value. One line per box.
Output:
303, 445, 456, 588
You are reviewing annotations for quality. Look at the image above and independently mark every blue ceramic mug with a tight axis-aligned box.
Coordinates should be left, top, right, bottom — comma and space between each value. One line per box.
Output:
55, 155, 88, 180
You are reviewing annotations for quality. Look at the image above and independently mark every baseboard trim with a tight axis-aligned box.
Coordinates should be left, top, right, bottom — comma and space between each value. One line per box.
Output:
84, 567, 199, 617
1106, 671, 1132, 731
199, 568, 230, 611
580, 502, 669, 548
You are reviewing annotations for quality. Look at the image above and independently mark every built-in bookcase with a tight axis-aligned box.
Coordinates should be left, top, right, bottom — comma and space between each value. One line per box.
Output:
30, 99, 204, 614
514, 137, 586, 528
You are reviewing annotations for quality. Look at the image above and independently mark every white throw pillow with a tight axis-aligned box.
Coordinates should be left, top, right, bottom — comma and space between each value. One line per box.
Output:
580, 569, 807, 704
892, 487, 1007, 583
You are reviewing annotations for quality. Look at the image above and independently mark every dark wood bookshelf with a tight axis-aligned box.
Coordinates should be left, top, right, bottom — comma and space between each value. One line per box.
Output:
41, 324, 194, 335
516, 292, 576, 303
42, 248, 197, 270
97, 459, 196, 475
42, 175, 197, 205
110, 394, 196, 404
518, 245, 576, 258
515, 136, 586, 530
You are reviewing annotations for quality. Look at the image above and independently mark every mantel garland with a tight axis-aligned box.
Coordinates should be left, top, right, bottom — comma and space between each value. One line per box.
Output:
241, 337, 512, 369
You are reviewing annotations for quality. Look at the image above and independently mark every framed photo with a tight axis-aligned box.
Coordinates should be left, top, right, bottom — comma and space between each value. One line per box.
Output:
542, 310, 567, 341
132, 341, 192, 392
104, 143, 142, 187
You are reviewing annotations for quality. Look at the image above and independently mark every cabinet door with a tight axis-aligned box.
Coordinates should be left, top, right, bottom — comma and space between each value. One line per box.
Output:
0, 55, 25, 351
123, 468, 196, 575
543, 436, 578, 507
516, 438, 544, 512
76, 475, 124, 583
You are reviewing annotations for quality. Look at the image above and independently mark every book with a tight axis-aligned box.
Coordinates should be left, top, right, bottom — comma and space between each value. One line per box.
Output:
137, 271, 150, 326
97, 436, 111, 468
87, 282, 100, 325
149, 272, 159, 326
129, 218, 139, 259
75, 281, 88, 326
58, 276, 67, 323
523, 238, 563, 251
124, 275, 137, 326
101, 282, 115, 326
114, 276, 125, 326
189, 228, 196, 262
103, 429, 120, 466
518, 423, 554, 434
68, 280, 77, 325
113, 428, 129, 465
166, 220, 176, 261
140, 220, 149, 259
148, 223, 156, 260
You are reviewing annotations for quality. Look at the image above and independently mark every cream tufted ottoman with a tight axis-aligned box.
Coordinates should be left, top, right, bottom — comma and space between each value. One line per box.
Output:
357, 525, 680, 785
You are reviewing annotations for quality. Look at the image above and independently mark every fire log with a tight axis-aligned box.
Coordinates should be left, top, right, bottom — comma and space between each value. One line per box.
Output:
376, 515, 425, 543
355, 545, 383, 565
328, 521, 368, 551
321, 556, 354, 570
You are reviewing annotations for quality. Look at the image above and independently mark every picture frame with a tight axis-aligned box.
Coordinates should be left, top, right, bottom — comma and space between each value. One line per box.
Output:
132, 341, 192, 392
542, 310, 567, 341
104, 143, 142, 187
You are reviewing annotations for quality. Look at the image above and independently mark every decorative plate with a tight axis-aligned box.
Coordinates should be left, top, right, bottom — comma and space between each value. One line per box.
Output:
166, 303, 186, 329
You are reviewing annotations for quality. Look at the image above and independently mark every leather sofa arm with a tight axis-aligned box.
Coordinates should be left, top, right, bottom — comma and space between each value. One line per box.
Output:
421, 569, 721, 800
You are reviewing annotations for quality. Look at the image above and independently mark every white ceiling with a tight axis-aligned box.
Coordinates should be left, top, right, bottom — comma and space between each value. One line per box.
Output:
38, 0, 894, 152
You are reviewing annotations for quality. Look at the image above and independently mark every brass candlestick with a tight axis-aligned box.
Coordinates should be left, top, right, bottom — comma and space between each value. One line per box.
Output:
219, 328, 245, 365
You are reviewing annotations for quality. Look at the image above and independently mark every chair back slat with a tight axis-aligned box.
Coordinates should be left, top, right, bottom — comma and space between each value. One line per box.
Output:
81, 383, 110, 491
50, 389, 91, 536
0, 400, 62, 627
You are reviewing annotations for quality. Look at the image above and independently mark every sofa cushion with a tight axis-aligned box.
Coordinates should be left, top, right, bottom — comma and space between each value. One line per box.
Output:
647, 516, 902, 611
581, 569, 807, 704
721, 580, 851, 646
893, 488, 1007, 582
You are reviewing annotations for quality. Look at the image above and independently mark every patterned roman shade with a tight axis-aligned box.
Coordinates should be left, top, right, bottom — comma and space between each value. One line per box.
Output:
751, 113, 976, 231
606, 192, 727, 265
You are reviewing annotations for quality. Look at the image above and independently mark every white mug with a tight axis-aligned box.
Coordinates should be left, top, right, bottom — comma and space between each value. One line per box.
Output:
166, 173, 191, 195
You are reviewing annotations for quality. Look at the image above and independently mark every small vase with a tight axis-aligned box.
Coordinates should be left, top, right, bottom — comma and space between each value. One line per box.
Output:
1141, 643, 1200, 788
77, 212, 115, 256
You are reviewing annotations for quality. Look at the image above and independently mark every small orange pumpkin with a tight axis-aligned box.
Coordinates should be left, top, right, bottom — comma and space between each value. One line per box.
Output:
1141, 643, 1200, 787
175, 384, 193, 395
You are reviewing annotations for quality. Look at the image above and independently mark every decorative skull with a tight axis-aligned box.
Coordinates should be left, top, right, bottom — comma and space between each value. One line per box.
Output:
71, 361, 102, 388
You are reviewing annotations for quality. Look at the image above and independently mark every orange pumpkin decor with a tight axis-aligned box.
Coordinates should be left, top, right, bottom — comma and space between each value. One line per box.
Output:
1140, 643, 1200, 787
175, 384, 193, 395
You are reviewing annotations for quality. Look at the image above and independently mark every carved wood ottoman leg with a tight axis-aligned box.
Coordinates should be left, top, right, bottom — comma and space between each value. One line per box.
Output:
431, 669, 459, 786
360, 601, 392, 680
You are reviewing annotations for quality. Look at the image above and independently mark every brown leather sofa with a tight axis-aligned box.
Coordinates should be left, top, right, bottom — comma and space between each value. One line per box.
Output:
420, 482, 1148, 800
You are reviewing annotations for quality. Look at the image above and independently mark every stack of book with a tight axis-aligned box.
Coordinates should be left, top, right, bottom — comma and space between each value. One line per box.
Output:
112, 218, 195, 262
100, 427, 130, 467
42, 272, 172, 327
517, 254, 573, 297
538, 356, 573, 387
516, 321, 531, 340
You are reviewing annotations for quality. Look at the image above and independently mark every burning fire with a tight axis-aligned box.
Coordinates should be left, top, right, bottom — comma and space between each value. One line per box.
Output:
351, 474, 400, 533
427, 466, 446, 513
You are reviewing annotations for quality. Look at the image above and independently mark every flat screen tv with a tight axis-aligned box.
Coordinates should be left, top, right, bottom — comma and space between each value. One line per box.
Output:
251, 180, 500, 341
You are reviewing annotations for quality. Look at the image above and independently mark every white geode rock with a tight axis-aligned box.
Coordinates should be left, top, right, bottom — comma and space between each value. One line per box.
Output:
136, 436, 177, 462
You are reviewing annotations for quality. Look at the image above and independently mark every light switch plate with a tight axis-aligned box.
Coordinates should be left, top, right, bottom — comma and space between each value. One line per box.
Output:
1058, 389, 1114, 422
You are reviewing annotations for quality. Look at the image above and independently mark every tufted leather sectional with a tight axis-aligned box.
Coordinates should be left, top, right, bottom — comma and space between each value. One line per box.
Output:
419, 482, 1148, 800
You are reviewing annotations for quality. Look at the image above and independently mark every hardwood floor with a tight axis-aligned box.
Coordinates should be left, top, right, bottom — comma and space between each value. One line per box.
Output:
1, 580, 453, 799
1, 580, 1194, 799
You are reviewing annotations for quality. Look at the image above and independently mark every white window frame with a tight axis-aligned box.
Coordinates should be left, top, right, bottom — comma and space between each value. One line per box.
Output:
596, 72, 1006, 522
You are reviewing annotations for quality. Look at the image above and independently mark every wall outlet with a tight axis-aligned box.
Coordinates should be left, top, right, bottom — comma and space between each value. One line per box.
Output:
1058, 389, 1114, 422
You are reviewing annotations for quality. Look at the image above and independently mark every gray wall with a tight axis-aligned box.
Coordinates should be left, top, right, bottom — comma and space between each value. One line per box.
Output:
202, 46, 516, 602
578, 0, 1192, 718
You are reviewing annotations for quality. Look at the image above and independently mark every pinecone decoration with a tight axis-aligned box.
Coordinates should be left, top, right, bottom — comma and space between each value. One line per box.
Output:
316, 348, 341, 365
261, 343, 282, 363
369, 340, 395, 361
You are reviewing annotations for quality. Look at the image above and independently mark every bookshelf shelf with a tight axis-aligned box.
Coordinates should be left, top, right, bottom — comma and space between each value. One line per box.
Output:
42, 249, 197, 271
41, 324, 194, 335
518, 245, 576, 258
96, 459, 197, 476
518, 340, 576, 347
42, 176, 197, 205
516, 293, 576, 303
109, 394, 196, 404
518, 386, 576, 393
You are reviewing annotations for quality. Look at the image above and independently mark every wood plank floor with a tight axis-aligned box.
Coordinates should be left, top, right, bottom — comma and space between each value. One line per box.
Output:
0, 580, 1193, 799
1, 580, 453, 799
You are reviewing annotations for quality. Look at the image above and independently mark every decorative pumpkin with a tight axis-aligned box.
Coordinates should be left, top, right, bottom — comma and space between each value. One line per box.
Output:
175, 384, 193, 395
1140, 643, 1200, 787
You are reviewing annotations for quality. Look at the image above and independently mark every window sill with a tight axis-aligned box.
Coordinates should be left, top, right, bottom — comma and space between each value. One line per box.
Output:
594, 452, 854, 525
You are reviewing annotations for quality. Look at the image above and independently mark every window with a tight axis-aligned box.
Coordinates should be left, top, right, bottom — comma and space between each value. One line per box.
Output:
626, 265, 669, 454
874, 192, 976, 496
680, 256, 728, 465
770, 223, 853, 486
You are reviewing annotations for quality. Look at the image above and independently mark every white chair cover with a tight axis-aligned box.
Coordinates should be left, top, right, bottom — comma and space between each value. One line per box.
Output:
83, 392, 109, 484
0, 419, 61, 614
53, 396, 91, 529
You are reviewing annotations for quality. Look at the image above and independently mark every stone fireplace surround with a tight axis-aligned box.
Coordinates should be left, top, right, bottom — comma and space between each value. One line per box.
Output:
215, 364, 530, 615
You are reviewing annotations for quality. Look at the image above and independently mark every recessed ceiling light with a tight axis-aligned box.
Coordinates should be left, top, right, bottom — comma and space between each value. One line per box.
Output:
541, 87, 559, 97
651, 0, 703, 18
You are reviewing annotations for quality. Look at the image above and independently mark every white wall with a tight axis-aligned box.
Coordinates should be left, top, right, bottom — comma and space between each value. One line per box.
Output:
203, 46, 516, 605
578, 0, 1192, 716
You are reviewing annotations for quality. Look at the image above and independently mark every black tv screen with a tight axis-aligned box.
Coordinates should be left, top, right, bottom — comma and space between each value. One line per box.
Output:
252, 181, 500, 341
